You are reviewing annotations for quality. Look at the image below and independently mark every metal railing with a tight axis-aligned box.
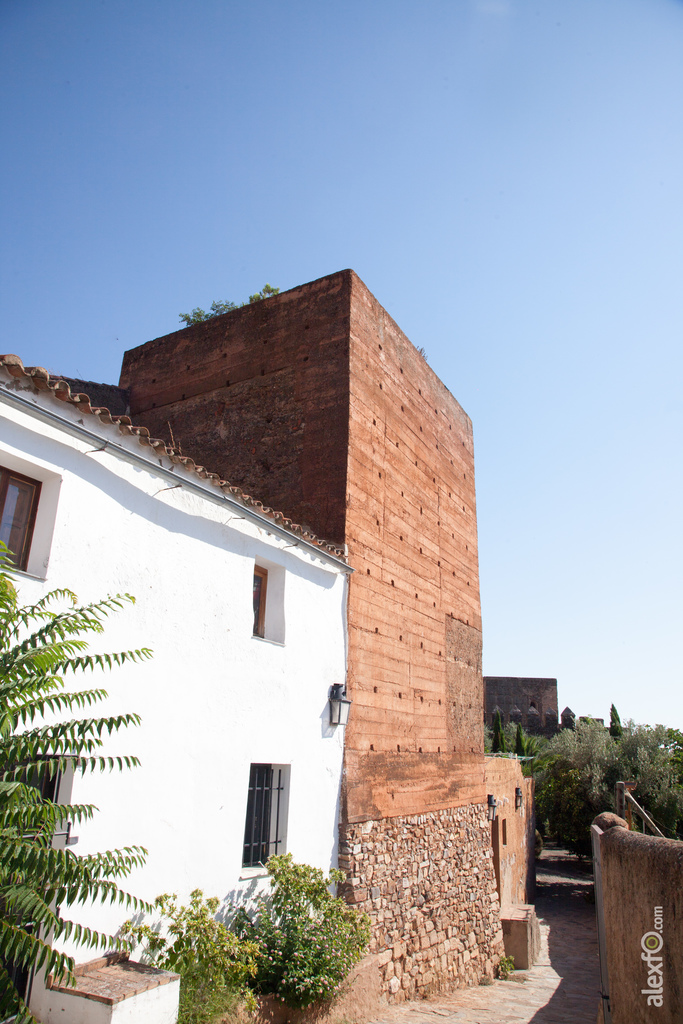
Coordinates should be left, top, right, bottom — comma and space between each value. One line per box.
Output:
615, 781, 664, 837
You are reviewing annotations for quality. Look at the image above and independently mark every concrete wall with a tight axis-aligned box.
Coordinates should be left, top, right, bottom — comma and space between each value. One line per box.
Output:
30, 955, 179, 1024
0, 367, 349, 966
31, 983, 180, 1024
597, 823, 683, 1023
484, 757, 535, 907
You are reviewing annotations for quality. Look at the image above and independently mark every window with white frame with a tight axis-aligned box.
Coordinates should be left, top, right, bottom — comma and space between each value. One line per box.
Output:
242, 763, 290, 868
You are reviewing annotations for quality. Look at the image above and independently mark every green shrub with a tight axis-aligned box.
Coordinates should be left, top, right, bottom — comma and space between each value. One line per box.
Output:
496, 955, 515, 980
179, 285, 279, 325
122, 890, 258, 1024
236, 854, 370, 1009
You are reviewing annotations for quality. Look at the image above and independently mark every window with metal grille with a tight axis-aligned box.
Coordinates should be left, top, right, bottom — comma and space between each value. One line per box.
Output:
242, 763, 289, 868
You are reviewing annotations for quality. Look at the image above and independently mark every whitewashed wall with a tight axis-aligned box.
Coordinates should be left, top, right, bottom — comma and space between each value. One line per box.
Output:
0, 376, 350, 963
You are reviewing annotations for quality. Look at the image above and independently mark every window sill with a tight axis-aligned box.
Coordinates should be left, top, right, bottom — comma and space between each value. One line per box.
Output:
251, 635, 285, 647
10, 567, 47, 582
239, 866, 270, 880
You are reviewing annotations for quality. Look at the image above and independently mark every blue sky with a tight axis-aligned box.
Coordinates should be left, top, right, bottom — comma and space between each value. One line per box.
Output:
2, 0, 682, 727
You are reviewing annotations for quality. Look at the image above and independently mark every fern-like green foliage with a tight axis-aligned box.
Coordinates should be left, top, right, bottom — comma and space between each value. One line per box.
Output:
0, 546, 152, 1022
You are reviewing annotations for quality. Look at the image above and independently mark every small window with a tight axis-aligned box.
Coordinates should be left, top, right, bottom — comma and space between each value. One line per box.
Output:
251, 560, 286, 643
253, 567, 268, 637
502, 818, 508, 846
242, 763, 289, 868
0, 466, 41, 571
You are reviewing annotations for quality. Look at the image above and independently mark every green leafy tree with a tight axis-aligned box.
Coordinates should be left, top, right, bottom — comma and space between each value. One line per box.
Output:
609, 704, 623, 739
617, 723, 683, 834
492, 711, 506, 753
179, 284, 280, 326
236, 854, 370, 1009
536, 718, 683, 855
666, 728, 683, 785
0, 549, 151, 1022
122, 890, 259, 1024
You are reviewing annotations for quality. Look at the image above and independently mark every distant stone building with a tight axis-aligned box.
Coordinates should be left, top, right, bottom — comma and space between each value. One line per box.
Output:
484, 676, 560, 736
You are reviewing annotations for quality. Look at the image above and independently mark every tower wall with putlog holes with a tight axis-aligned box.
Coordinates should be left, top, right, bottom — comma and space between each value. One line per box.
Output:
119, 269, 503, 998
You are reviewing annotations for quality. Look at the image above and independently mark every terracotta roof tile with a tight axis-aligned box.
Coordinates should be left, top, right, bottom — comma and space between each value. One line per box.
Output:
0, 354, 346, 560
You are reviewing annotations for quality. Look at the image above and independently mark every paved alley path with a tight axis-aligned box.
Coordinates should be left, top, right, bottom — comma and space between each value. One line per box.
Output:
369, 847, 601, 1024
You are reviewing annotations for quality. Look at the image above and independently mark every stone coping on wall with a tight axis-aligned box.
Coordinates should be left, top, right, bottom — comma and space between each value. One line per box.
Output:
47, 952, 179, 1005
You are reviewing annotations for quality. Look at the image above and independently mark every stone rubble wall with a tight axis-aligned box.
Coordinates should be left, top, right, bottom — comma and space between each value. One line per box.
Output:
339, 803, 504, 1001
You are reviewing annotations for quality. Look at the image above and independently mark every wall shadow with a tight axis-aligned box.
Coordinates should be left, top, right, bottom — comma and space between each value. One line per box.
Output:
527, 848, 602, 1024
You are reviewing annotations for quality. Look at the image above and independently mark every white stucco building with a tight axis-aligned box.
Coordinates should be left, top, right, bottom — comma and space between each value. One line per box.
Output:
0, 355, 352, 1015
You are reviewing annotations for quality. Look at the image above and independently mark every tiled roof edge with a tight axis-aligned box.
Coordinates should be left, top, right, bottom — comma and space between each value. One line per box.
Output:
0, 354, 346, 561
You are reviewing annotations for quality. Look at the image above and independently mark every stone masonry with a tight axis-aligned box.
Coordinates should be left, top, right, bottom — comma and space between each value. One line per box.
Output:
339, 804, 504, 1001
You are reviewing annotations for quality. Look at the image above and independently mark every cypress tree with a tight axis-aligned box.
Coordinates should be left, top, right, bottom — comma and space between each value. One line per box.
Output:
515, 722, 526, 757
492, 710, 506, 753
609, 703, 623, 739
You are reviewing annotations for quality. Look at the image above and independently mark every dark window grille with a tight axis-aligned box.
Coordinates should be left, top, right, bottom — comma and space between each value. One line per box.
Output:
242, 764, 285, 867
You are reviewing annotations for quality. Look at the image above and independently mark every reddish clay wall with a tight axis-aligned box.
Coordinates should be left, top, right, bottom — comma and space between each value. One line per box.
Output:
484, 757, 535, 907
342, 273, 484, 822
120, 273, 351, 544
597, 825, 683, 1023
119, 270, 486, 823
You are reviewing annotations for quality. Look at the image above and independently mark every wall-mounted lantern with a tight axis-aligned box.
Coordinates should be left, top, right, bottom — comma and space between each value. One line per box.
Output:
515, 786, 523, 811
329, 684, 352, 726
487, 794, 497, 821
